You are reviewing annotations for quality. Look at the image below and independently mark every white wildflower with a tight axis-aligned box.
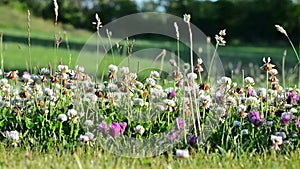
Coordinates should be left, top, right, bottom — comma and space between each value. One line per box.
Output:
240, 129, 248, 135
134, 125, 145, 135
146, 78, 156, 87
187, 73, 197, 80
58, 114, 68, 122
108, 64, 118, 73
183, 14, 191, 23
175, 149, 190, 159
244, 77, 255, 85
150, 71, 160, 80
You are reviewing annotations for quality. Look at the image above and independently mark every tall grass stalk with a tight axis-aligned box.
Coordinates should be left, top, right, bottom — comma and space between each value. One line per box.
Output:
207, 43, 219, 83
174, 22, 180, 72
27, 10, 32, 73
53, 0, 59, 72
275, 25, 300, 87
0, 32, 3, 77
64, 31, 72, 68
184, 14, 201, 135
282, 50, 286, 89
265, 70, 269, 118
106, 29, 115, 64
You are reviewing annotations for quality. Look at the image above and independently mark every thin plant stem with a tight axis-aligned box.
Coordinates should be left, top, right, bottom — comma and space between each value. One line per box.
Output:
0, 32, 3, 78
286, 35, 300, 61
208, 43, 219, 82
282, 50, 286, 89
106, 29, 115, 64
242, 69, 245, 87
265, 71, 269, 119
64, 31, 72, 68
27, 10, 32, 73
187, 22, 193, 72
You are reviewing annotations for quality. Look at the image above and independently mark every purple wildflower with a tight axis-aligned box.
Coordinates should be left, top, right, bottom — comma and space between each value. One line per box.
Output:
109, 122, 122, 137
247, 88, 256, 97
98, 121, 108, 133
280, 113, 291, 126
175, 117, 184, 130
187, 135, 198, 147
168, 90, 177, 99
296, 118, 300, 128
248, 111, 261, 127
119, 122, 127, 133
287, 90, 298, 104
166, 131, 179, 142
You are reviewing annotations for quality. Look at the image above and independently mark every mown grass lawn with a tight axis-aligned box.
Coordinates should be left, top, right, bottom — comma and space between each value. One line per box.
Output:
1, 147, 300, 169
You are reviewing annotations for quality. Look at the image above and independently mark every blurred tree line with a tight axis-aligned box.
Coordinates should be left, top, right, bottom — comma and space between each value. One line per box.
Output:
0, 0, 299, 45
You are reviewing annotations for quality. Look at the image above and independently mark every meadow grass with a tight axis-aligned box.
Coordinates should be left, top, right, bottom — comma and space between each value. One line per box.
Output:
2, 5, 300, 169
1, 147, 300, 169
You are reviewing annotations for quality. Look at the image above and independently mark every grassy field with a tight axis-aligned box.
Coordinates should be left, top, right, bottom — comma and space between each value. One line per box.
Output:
1, 5, 297, 75
1, 148, 300, 169
2, 5, 300, 169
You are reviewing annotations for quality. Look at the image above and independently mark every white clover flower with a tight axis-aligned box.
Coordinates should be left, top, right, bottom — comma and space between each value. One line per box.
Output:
217, 76, 232, 87
130, 73, 137, 80
244, 77, 255, 85
199, 95, 212, 109
135, 81, 144, 89
8, 130, 20, 143
269, 69, 278, 76
0, 78, 8, 86
106, 83, 118, 92
150, 71, 160, 80
275, 25, 287, 36
120, 67, 130, 75
146, 78, 156, 87
246, 96, 259, 106
134, 125, 145, 135
108, 64, 118, 73
40, 68, 50, 75
175, 149, 190, 159
226, 96, 236, 107
216, 106, 226, 115
187, 73, 197, 80
57, 65, 69, 74
271, 135, 283, 145
84, 120, 94, 127
133, 98, 144, 107
84, 93, 98, 104
233, 121, 242, 127
44, 88, 53, 96
257, 88, 267, 97
290, 108, 297, 114
67, 109, 78, 119
237, 104, 247, 113
240, 129, 248, 135
183, 14, 191, 23
58, 114, 68, 122
78, 135, 89, 144
164, 99, 176, 107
